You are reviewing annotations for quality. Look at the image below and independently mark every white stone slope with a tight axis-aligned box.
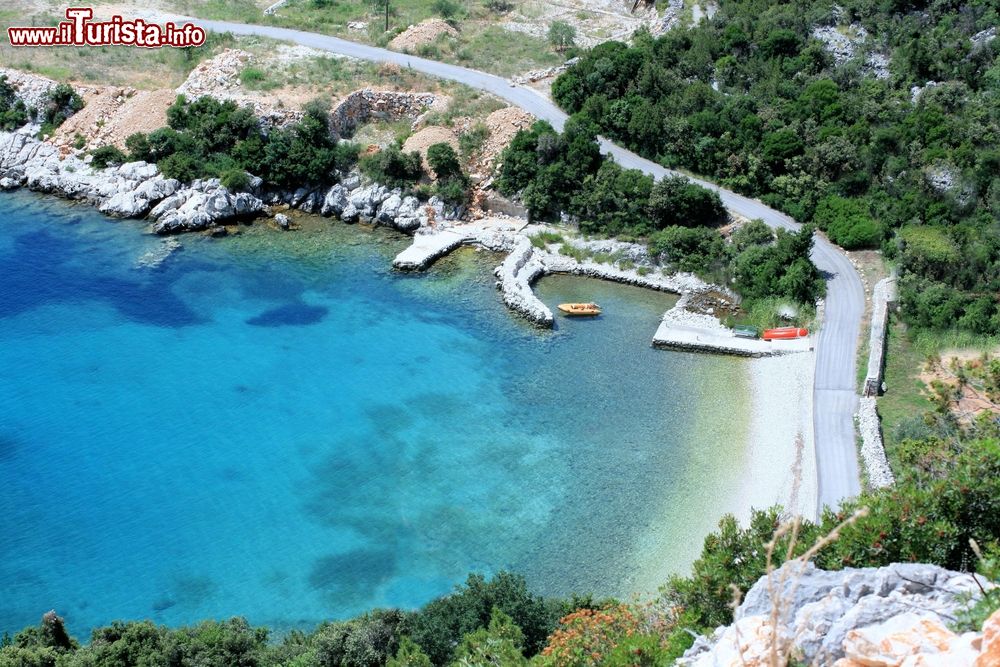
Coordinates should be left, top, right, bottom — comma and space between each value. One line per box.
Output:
680, 561, 996, 667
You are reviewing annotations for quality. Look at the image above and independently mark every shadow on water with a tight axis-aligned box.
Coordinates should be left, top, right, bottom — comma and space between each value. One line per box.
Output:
309, 547, 397, 601
246, 303, 329, 327
0, 229, 203, 327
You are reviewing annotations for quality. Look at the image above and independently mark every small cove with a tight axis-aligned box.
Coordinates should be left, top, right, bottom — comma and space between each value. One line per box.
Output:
0, 191, 749, 635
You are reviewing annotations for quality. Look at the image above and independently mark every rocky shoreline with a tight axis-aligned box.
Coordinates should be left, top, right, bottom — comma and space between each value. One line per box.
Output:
0, 130, 462, 237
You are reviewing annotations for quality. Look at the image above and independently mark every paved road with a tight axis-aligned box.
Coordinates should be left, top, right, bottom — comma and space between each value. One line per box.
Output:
178, 16, 866, 512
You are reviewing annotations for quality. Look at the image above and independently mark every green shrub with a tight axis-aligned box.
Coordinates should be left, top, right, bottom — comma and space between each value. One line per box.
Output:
459, 123, 489, 161
529, 230, 564, 248
433, 176, 469, 205
730, 219, 773, 252
558, 242, 587, 261
484, 0, 513, 12
0, 75, 28, 130
426, 142, 462, 180
40, 82, 83, 130
548, 21, 576, 52
239, 66, 275, 90
158, 152, 202, 181
125, 132, 152, 162
432, 0, 461, 18
89, 145, 127, 169
386, 637, 432, 666
220, 168, 251, 191
407, 572, 557, 664
359, 145, 424, 188
647, 176, 727, 229
813, 195, 881, 249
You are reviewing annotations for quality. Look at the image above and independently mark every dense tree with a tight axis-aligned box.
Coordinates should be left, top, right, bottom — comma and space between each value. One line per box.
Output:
0, 75, 28, 130
649, 226, 727, 274
813, 195, 881, 249
646, 176, 726, 229
125, 96, 358, 190
547, 21, 576, 52
406, 572, 555, 664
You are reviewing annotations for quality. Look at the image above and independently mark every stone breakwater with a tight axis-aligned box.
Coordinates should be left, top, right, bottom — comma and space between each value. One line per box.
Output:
495, 235, 554, 326
681, 561, 998, 667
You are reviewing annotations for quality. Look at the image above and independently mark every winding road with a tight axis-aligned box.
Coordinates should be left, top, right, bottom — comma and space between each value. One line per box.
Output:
175, 15, 866, 513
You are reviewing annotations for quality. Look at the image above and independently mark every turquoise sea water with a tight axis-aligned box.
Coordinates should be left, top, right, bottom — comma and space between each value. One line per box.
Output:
0, 191, 749, 636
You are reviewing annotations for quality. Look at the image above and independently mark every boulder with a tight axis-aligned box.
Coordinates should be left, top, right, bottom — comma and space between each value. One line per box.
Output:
376, 192, 403, 222
340, 203, 359, 222
321, 184, 348, 216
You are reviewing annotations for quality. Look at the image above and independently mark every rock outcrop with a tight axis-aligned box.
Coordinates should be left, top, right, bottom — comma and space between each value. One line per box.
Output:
0, 127, 466, 236
680, 561, 997, 667
0, 132, 265, 233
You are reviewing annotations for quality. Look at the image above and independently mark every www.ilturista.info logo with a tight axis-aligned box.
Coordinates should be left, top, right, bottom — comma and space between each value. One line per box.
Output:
7, 8, 206, 48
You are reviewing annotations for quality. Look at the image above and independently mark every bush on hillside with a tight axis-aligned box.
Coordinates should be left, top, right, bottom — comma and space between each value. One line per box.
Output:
359, 145, 423, 188
0, 75, 28, 130
89, 145, 127, 169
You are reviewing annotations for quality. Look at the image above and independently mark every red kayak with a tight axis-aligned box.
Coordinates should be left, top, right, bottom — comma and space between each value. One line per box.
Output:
762, 327, 808, 341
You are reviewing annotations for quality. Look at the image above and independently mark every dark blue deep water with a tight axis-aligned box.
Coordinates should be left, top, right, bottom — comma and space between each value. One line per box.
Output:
0, 191, 748, 635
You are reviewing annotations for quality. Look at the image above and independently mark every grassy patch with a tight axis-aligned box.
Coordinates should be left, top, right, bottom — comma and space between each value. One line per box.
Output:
878, 317, 935, 468
879, 319, 1000, 456
529, 230, 564, 248
724, 297, 815, 331
166, 0, 263, 23
457, 26, 562, 76
557, 242, 587, 261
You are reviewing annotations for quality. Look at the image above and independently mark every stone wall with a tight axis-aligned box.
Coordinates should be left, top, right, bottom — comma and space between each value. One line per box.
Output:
328, 89, 438, 138
857, 276, 896, 489
864, 277, 896, 397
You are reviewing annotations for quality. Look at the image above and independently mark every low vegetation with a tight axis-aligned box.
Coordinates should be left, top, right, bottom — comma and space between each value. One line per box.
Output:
0, 75, 28, 130
121, 95, 360, 189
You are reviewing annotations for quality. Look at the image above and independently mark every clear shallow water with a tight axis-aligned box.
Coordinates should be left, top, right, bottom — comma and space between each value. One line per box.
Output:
0, 191, 748, 635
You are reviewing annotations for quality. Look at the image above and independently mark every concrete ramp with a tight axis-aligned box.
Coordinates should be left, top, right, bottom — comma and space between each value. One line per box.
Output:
653, 320, 812, 357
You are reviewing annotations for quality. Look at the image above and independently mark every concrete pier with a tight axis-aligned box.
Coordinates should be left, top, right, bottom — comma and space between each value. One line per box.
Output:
392, 228, 469, 270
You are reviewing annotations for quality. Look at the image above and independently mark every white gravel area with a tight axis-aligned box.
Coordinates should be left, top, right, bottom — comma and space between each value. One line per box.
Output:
729, 353, 818, 521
